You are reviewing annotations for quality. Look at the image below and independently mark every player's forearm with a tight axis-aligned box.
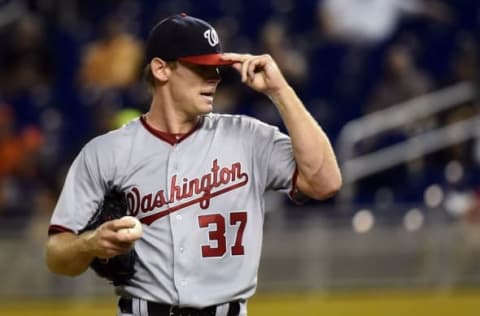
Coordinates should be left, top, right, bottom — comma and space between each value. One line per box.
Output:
269, 86, 342, 199
45, 231, 95, 276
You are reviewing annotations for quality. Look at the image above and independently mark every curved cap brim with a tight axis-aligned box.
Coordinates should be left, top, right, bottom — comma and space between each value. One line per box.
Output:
178, 53, 235, 66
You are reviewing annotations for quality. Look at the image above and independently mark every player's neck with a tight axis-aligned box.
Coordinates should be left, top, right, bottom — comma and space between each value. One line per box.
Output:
145, 108, 199, 134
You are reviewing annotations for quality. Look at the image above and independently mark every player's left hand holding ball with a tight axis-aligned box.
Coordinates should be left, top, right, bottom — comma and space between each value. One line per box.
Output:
116, 216, 143, 241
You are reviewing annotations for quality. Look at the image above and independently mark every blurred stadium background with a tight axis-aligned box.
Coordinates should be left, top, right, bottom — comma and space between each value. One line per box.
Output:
0, 0, 479, 315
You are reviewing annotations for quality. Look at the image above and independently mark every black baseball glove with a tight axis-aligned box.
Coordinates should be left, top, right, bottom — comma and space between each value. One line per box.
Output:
79, 186, 137, 286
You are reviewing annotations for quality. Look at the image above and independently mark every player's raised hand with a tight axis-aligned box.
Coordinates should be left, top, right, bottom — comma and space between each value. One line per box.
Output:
221, 53, 289, 97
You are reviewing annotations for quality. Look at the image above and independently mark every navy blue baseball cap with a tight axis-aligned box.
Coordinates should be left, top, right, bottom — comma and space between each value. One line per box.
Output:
145, 13, 234, 66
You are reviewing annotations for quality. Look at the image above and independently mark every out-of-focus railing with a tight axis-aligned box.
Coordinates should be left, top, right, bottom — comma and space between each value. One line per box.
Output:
336, 81, 476, 165
335, 81, 478, 203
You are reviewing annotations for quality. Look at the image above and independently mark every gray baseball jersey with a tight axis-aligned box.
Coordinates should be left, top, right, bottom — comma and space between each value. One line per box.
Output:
49, 113, 298, 309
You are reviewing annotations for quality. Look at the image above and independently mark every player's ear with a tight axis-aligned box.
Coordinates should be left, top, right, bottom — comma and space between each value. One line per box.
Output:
150, 57, 170, 82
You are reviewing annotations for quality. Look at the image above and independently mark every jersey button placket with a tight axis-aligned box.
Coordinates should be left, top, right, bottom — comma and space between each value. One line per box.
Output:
167, 145, 188, 302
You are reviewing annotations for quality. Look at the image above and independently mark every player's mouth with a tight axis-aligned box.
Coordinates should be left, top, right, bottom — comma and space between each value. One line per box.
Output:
200, 91, 215, 104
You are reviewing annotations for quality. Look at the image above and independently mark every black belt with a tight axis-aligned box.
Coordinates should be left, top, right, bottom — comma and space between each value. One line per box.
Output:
118, 297, 240, 316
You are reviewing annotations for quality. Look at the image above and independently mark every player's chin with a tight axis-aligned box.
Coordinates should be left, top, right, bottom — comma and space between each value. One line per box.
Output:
199, 106, 213, 115
198, 98, 214, 113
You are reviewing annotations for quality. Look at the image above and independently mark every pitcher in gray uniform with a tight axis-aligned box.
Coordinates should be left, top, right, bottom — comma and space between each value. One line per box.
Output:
45, 13, 342, 316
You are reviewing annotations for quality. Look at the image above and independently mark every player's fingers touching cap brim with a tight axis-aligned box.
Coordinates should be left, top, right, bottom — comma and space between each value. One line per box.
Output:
146, 13, 235, 66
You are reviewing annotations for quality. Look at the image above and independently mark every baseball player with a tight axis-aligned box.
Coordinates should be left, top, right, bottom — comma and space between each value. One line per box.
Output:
45, 14, 341, 316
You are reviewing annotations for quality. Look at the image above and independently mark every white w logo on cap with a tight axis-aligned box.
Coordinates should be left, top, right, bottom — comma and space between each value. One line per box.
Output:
203, 29, 219, 47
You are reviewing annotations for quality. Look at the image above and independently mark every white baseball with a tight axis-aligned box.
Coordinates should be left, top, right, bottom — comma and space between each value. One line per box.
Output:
117, 216, 143, 239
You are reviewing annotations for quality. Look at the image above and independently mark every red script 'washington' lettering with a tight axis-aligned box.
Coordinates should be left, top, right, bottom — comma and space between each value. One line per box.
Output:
126, 159, 248, 225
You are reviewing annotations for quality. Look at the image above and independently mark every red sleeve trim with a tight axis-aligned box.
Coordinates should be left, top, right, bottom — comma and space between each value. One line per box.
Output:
48, 225, 75, 236
288, 168, 309, 205
289, 168, 299, 198
288, 168, 302, 204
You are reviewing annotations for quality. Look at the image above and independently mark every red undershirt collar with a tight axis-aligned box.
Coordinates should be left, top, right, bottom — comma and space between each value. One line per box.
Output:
140, 115, 201, 145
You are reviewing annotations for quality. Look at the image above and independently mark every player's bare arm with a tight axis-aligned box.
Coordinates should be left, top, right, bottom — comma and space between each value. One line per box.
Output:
45, 218, 139, 276
222, 53, 342, 199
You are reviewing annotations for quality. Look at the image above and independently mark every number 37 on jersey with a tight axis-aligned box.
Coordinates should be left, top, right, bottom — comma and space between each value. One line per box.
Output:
198, 211, 247, 258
